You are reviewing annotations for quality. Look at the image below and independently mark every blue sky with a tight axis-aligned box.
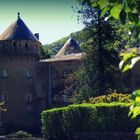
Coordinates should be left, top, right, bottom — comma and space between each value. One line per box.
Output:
0, 0, 84, 44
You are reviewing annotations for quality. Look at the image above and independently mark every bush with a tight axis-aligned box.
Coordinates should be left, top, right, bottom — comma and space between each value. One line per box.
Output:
42, 103, 137, 139
6, 131, 33, 138
84, 93, 130, 104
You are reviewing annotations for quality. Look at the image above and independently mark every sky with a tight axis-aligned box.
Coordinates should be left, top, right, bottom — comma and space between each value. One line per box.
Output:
0, 0, 84, 44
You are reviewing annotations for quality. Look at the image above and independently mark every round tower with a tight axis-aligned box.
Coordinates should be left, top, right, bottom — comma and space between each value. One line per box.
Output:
0, 13, 41, 132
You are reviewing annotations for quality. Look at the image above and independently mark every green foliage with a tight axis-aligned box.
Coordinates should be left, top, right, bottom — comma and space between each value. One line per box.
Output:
92, 0, 140, 25
85, 0, 140, 40
43, 27, 93, 56
119, 48, 140, 72
42, 103, 137, 139
6, 131, 32, 138
44, 37, 69, 56
73, 1, 129, 102
85, 93, 131, 104
40, 46, 51, 59
87, 0, 140, 139
129, 90, 140, 119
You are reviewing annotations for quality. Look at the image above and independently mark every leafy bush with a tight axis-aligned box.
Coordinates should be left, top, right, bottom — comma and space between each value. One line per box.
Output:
6, 131, 33, 138
84, 93, 130, 104
42, 103, 137, 139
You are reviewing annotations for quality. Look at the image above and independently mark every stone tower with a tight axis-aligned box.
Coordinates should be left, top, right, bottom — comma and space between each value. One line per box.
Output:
0, 13, 41, 132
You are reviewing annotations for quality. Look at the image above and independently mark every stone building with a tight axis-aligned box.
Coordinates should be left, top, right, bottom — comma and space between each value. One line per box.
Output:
1, 13, 139, 134
38, 38, 82, 107
0, 14, 82, 133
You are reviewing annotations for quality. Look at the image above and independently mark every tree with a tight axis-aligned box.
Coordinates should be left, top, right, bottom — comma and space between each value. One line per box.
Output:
40, 46, 51, 59
74, 1, 127, 102
85, 0, 140, 139
82, 0, 140, 38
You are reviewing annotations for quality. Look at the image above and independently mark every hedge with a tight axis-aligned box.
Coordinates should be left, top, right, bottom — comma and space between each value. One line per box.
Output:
41, 103, 138, 139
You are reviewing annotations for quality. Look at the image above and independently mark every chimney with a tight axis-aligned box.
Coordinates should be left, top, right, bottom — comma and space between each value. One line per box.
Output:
34, 33, 39, 40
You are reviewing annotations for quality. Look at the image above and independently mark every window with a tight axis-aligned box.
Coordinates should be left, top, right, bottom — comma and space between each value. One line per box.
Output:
25, 43, 29, 50
53, 95, 59, 102
1, 69, 9, 78
54, 70, 60, 79
63, 95, 69, 103
13, 42, 16, 47
26, 69, 32, 78
13, 42, 17, 53
62, 70, 70, 79
1, 92, 8, 102
26, 94, 32, 103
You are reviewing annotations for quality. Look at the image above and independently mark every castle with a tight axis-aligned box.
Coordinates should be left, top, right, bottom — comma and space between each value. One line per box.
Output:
0, 14, 82, 133
1, 13, 140, 134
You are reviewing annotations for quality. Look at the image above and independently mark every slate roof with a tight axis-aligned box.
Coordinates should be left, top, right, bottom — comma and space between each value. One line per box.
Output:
0, 13, 38, 41
55, 37, 80, 57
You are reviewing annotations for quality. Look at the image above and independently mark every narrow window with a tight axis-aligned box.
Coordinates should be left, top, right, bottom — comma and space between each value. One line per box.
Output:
13, 42, 17, 53
26, 94, 32, 103
25, 43, 28, 48
63, 70, 69, 78
13, 42, 16, 47
1, 69, 9, 78
26, 69, 32, 78
54, 70, 59, 79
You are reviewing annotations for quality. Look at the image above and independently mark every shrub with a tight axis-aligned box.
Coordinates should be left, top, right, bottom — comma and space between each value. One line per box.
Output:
42, 103, 137, 139
84, 93, 130, 104
6, 131, 33, 138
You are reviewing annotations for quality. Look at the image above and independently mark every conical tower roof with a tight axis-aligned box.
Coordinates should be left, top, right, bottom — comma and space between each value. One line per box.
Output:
55, 37, 80, 57
0, 13, 38, 41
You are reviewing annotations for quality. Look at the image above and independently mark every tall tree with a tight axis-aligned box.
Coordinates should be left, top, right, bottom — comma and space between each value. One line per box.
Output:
74, 1, 127, 102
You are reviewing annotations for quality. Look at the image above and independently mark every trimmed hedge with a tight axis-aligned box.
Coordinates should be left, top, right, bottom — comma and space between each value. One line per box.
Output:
41, 103, 138, 139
